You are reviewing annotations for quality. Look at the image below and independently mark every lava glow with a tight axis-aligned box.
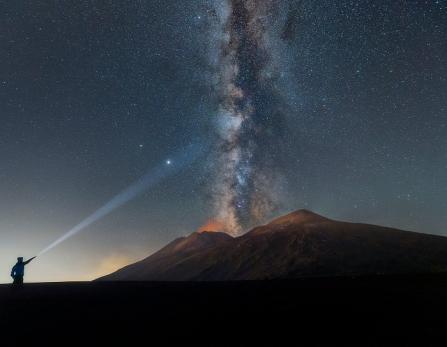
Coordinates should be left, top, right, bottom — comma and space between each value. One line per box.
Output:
197, 219, 226, 233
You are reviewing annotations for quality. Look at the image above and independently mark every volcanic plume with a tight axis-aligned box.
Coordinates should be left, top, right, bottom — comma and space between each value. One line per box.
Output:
208, 0, 289, 235
197, 218, 225, 233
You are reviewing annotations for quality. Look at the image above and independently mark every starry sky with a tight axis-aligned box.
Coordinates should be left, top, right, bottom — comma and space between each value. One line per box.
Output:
0, 0, 446, 283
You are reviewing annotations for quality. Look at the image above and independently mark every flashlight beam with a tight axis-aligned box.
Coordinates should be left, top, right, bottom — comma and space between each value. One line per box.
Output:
38, 142, 206, 256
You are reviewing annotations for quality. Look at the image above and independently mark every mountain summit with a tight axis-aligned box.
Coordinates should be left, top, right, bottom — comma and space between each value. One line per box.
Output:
269, 209, 331, 225
98, 209, 447, 281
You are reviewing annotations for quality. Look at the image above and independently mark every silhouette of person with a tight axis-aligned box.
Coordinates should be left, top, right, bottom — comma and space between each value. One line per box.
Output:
11, 256, 36, 285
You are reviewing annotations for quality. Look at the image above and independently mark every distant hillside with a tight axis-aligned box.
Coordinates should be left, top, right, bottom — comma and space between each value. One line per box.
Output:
98, 209, 447, 281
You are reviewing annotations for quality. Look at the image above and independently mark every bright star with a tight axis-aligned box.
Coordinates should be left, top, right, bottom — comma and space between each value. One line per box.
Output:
166, 159, 172, 165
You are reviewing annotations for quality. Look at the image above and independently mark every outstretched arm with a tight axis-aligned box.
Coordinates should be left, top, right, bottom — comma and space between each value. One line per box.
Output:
24, 256, 36, 265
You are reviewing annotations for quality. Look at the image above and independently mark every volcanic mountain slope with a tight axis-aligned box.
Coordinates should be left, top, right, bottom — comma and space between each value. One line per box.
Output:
98, 210, 447, 281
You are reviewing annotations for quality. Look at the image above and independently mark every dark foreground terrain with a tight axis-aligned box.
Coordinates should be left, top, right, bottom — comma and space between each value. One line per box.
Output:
2, 275, 447, 346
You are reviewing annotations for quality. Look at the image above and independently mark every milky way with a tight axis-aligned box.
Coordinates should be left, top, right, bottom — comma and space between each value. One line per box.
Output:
1, 0, 446, 282
208, 0, 289, 235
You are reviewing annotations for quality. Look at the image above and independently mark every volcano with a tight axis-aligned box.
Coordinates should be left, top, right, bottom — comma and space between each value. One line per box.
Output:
98, 210, 447, 281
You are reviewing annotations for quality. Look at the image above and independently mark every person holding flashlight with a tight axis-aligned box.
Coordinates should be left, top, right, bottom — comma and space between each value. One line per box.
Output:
11, 256, 36, 285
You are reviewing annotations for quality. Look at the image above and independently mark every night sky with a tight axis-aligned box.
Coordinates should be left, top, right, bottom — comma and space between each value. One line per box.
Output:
1, 1, 446, 283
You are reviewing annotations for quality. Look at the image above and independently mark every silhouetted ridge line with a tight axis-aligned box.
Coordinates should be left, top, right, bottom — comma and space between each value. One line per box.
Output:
97, 209, 447, 281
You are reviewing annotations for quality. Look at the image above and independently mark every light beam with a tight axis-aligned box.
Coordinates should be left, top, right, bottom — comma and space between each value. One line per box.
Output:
38, 141, 206, 256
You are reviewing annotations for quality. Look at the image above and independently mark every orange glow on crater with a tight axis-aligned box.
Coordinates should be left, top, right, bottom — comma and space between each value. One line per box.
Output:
197, 219, 226, 233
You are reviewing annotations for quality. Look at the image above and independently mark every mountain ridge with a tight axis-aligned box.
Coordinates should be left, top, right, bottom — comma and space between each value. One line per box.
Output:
97, 209, 447, 281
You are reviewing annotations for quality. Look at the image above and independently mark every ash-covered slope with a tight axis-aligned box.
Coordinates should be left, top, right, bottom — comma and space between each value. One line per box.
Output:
98, 210, 447, 281
99, 230, 233, 281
